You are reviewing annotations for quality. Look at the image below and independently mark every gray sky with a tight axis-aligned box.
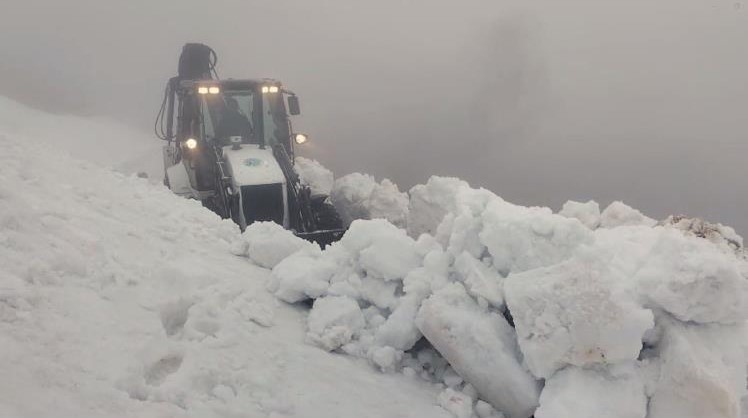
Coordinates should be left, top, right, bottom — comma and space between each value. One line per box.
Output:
1, 0, 746, 234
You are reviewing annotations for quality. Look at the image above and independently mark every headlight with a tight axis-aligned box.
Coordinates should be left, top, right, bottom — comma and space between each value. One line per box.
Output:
294, 134, 308, 145
185, 138, 198, 149
269, 85, 279, 93
261, 86, 269, 94
262, 85, 279, 94
198, 86, 220, 94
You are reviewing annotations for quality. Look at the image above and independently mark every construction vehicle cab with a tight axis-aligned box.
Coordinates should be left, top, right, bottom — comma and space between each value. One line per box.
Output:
157, 44, 344, 245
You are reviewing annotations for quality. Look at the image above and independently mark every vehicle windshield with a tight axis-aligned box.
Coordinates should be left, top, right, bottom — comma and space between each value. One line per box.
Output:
200, 87, 290, 148
261, 91, 291, 149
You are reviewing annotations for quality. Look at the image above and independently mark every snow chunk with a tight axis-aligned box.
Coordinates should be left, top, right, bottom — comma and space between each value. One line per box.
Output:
505, 259, 654, 378
417, 284, 541, 418
635, 229, 748, 324
268, 250, 336, 303
295, 156, 333, 197
453, 252, 504, 309
479, 199, 594, 275
368, 346, 404, 372
331, 173, 409, 228
438, 388, 475, 418
535, 366, 647, 418
407, 176, 469, 238
307, 296, 365, 351
373, 295, 423, 351
558, 200, 601, 229
648, 318, 747, 418
237, 221, 317, 269
339, 219, 421, 283
600, 201, 657, 228
358, 233, 421, 282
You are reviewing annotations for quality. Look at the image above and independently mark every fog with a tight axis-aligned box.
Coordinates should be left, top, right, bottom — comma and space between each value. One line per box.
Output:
1, 0, 746, 234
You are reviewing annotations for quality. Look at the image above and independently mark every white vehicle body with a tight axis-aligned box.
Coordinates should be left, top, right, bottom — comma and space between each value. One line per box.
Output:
164, 143, 290, 229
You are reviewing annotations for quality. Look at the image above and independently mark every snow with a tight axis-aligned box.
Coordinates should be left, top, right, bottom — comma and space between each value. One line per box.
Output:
4, 96, 748, 418
307, 296, 366, 351
479, 198, 594, 275
233, 221, 318, 269
271, 173, 748, 418
505, 258, 655, 378
0, 96, 162, 180
294, 156, 334, 197
331, 172, 409, 228
558, 199, 601, 229
647, 318, 747, 418
417, 284, 541, 418
267, 249, 336, 303
407, 176, 470, 238
453, 252, 505, 309
0, 98, 453, 418
438, 388, 476, 418
662, 214, 744, 254
600, 200, 658, 228
635, 228, 748, 324
535, 366, 647, 418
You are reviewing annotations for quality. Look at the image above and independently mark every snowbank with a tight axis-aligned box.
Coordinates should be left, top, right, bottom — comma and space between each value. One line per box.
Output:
268, 175, 748, 418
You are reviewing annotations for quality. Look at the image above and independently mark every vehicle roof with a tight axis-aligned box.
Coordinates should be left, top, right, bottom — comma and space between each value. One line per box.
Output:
180, 78, 282, 89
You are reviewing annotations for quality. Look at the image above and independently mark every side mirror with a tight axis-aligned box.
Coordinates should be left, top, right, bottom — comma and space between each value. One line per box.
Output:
288, 95, 301, 115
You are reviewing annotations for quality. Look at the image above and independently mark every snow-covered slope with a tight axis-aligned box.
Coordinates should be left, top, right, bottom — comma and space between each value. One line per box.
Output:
0, 100, 451, 418
0, 96, 163, 180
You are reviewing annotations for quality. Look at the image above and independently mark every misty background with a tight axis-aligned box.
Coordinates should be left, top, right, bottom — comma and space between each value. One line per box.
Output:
1, 0, 746, 234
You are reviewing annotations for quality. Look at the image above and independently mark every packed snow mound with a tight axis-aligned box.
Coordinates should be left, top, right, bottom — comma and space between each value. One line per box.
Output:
266, 174, 748, 418
294, 156, 334, 197
330, 172, 409, 228
0, 105, 455, 418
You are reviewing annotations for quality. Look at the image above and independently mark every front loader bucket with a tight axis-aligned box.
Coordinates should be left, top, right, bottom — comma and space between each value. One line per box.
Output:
295, 228, 346, 247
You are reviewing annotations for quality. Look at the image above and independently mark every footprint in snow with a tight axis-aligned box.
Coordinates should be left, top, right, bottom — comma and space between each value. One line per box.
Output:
159, 298, 193, 337
144, 353, 183, 386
